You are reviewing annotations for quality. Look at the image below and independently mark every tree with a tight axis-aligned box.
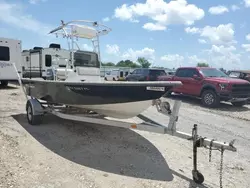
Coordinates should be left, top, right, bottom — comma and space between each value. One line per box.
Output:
137, 57, 151, 68
102, 62, 115, 66
152, 66, 165, 69
197, 62, 209, 67
116, 60, 140, 68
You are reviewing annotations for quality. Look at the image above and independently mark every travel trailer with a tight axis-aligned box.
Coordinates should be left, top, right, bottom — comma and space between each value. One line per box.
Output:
22, 43, 71, 80
0, 37, 22, 86
22, 44, 101, 81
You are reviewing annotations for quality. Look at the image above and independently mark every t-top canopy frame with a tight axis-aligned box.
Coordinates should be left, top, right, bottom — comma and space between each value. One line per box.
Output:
48, 20, 112, 70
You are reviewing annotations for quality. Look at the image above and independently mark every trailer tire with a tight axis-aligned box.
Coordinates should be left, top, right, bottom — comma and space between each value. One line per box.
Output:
192, 171, 204, 184
0, 81, 8, 87
26, 100, 43, 125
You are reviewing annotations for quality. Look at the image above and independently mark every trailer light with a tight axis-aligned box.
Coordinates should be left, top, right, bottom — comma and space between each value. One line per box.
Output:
131, 124, 137, 129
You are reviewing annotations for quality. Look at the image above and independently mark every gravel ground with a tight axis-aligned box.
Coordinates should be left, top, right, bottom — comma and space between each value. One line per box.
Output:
0, 84, 249, 188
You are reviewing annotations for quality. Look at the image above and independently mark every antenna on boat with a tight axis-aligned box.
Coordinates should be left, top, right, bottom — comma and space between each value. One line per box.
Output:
48, 20, 112, 70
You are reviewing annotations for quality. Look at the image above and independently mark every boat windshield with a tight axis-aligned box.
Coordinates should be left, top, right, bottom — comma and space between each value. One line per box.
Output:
199, 68, 228, 78
73, 50, 100, 68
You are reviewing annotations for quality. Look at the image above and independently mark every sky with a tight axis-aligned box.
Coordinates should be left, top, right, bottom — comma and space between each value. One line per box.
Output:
0, 0, 250, 70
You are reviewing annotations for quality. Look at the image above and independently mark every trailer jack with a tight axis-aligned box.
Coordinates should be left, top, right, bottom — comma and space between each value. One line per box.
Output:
190, 124, 233, 187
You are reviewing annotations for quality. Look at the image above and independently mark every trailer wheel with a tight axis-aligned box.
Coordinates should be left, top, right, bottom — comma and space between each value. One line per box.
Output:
0, 81, 8, 87
26, 100, 43, 125
192, 170, 204, 184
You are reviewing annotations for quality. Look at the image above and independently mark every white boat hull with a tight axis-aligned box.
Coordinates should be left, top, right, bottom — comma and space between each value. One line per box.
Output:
71, 100, 153, 119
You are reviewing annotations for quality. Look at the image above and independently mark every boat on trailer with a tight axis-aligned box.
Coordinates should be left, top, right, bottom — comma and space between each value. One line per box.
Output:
17, 20, 237, 186
21, 20, 182, 119
22, 78, 180, 119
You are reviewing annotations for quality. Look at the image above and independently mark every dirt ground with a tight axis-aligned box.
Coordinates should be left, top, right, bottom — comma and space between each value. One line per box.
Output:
0, 84, 249, 188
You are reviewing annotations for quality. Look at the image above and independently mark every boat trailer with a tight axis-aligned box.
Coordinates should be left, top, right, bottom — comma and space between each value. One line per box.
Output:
24, 96, 237, 187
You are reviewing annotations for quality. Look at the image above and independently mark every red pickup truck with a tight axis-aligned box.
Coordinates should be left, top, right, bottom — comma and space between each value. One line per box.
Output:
158, 67, 250, 107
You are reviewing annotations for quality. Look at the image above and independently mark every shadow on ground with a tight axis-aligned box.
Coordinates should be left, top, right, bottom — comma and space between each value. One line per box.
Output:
165, 94, 249, 112
13, 114, 176, 182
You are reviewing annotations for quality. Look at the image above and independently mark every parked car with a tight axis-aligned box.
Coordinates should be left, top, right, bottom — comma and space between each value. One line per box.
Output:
126, 68, 166, 81
165, 70, 176, 75
157, 67, 250, 107
227, 70, 250, 82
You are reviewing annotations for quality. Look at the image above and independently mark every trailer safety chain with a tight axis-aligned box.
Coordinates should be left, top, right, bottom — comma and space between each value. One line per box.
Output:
207, 140, 225, 188
219, 146, 225, 188
209, 139, 215, 162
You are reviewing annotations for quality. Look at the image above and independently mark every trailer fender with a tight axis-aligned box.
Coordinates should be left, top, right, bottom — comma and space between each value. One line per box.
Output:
26, 98, 44, 115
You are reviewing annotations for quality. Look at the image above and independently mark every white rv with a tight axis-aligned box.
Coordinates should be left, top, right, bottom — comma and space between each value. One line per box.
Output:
0, 37, 22, 86
22, 43, 101, 81
22, 43, 71, 80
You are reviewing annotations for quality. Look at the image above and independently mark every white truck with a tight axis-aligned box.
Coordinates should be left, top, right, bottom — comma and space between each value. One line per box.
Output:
0, 37, 22, 86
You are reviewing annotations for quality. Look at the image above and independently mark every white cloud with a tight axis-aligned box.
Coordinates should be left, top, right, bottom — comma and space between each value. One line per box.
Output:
114, 4, 139, 23
122, 47, 155, 61
106, 44, 120, 55
231, 5, 240, 11
198, 39, 207, 44
188, 55, 207, 65
208, 5, 229, 15
102, 17, 110, 22
29, 0, 47, 4
0, 1, 52, 35
161, 54, 184, 61
208, 45, 236, 54
160, 54, 184, 67
244, 0, 250, 7
82, 44, 93, 51
242, 44, 250, 52
185, 27, 201, 34
206, 45, 241, 67
246, 34, 250, 41
201, 24, 235, 45
186, 24, 235, 45
114, 0, 205, 30
143, 23, 166, 31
